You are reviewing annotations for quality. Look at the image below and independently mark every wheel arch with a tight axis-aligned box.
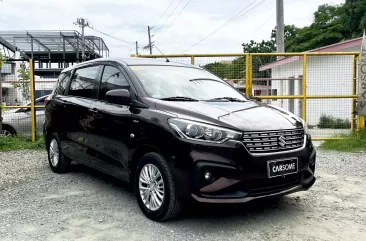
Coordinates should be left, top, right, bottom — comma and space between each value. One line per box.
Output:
129, 144, 160, 186
1, 124, 17, 136
45, 131, 59, 150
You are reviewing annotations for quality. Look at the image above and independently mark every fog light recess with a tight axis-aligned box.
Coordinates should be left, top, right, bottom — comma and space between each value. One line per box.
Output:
204, 171, 213, 183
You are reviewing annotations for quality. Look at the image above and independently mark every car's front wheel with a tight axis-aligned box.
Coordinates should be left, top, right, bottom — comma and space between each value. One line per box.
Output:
134, 153, 182, 221
47, 134, 70, 173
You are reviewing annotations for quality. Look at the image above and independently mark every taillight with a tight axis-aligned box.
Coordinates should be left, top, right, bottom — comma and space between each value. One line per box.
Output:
45, 96, 50, 106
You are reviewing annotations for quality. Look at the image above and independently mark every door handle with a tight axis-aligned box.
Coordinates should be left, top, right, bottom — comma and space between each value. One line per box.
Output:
89, 108, 99, 116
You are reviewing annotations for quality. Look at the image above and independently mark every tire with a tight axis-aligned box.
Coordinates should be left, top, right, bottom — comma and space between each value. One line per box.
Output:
0, 125, 16, 137
134, 152, 182, 221
47, 134, 70, 173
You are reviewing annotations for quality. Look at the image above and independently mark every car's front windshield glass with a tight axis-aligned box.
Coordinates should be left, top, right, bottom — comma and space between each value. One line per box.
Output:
130, 65, 247, 101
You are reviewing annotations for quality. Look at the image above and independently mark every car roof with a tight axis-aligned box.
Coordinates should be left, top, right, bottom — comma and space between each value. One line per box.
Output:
62, 57, 200, 73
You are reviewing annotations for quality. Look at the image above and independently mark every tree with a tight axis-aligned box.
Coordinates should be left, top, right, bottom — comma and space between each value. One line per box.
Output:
242, 3, 359, 54
272, 25, 298, 51
202, 62, 227, 79
12, 64, 31, 101
241, 25, 298, 78
242, 40, 275, 78
344, 0, 366, 38
226, 57, 245, 79
286, 4, 348, 52
202, 58, 245, 80
242, 24, 298, 54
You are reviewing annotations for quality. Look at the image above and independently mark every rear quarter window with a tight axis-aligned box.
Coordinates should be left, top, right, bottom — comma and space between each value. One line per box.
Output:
68, 66, 99, 99
55, 71, 71, 95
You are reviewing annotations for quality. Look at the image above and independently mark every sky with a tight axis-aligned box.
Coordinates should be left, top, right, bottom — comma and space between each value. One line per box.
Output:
0, 0, 345, 57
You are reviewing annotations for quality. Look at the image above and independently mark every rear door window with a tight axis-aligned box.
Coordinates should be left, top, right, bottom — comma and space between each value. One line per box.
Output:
98, 65, 129, 101
68, 66, 99, 99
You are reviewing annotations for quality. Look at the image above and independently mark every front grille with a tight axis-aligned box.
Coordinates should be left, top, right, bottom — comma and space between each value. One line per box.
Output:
247, 173, 302, 196
242, 128, 305, 154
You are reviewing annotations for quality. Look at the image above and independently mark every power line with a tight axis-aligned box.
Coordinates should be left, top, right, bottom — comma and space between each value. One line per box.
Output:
154, 0, 193, 42
182, 0, 262, 53
151, 0, 184, 36
254, 12, 275, 33
136, 30, 148, 43
127, 47, 134, 57
136, 0, 182, 47
88, 26, 134, 45
151, 0, 176, 30
182, 0, 266, 53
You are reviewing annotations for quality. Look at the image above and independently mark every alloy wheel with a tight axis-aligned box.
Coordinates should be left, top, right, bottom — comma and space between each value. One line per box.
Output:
49, 139, 59, 167
139, 164, 165, 211
0, 129, 12, 137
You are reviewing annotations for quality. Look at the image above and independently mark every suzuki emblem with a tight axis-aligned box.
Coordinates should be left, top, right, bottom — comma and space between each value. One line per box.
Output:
278, 135, 286, 147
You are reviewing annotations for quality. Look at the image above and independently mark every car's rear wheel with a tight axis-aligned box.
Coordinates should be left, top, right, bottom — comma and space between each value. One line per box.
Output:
47, 134, 70, 173
134, 153, 182, 221
0, 125, 16, 137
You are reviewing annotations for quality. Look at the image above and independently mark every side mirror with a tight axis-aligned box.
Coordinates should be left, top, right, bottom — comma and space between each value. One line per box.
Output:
105, 89, 131, 105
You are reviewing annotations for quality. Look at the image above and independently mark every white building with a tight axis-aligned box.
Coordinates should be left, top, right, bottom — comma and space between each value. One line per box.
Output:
259, 37, 362, 126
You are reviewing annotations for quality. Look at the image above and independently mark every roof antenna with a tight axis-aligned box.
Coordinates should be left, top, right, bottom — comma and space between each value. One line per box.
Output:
153, 44, 170, 62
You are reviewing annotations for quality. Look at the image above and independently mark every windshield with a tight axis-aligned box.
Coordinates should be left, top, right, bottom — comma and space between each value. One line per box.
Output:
130, 65, 247, 101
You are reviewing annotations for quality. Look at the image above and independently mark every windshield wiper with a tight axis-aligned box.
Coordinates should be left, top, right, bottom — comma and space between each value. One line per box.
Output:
206, 97, 247, 102
189, 78, 222, 83
160, 96, 199, 101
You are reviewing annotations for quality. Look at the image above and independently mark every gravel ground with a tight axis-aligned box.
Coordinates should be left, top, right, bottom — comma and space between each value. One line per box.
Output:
0, 149, 365, 241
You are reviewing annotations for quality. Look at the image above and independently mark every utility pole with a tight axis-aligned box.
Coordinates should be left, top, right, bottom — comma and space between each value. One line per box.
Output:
276, 0, 285, 108
148, 26, 152, 55
276, 0, 284, 53
74, 18, 89, 61
135, 41, 139, 56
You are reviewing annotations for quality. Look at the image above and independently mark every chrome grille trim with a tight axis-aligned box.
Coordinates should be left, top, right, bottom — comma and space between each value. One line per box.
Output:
242, 128, 306, 155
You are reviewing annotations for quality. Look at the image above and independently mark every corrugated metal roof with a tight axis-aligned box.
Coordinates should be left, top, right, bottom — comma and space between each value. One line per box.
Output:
0, 30, 108, 57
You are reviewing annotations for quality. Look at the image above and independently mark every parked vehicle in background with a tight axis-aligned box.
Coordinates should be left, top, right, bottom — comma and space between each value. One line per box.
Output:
44, 58, 316, 221
0, 95, 48, 136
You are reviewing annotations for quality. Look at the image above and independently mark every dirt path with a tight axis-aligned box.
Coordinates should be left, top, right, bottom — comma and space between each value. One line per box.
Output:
0, 150, 365, 241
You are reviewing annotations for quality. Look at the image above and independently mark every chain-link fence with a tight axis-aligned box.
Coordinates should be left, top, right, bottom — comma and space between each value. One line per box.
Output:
1, 59, 33, 137
251, 53, 360, 140
133, 52, 363, 140
0, 58, 82, 140
0, 59, 47, 140
1, 54, 364, 141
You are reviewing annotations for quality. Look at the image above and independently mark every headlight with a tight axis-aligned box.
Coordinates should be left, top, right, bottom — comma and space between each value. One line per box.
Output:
300, 119, 309, 134
168, 118, 242, 143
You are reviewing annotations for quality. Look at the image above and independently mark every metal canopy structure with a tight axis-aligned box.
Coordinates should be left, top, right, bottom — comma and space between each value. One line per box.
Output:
0, 30, 109, 60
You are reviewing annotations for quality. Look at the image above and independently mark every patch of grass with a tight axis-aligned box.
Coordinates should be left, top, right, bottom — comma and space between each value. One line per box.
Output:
320, 130, 366, 152
0, 137, 45, 152
318, 114, 351, 129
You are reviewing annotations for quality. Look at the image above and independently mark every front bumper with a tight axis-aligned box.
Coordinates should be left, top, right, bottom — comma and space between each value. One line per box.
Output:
167, 134, 316, 203
191, 164, 315, 203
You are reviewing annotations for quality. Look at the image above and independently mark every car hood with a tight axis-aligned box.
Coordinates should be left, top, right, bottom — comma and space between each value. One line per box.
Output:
155, 100, 303, 131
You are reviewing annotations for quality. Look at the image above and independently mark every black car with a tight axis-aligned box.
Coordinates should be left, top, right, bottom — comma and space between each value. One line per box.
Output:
44, 58, 316, 221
